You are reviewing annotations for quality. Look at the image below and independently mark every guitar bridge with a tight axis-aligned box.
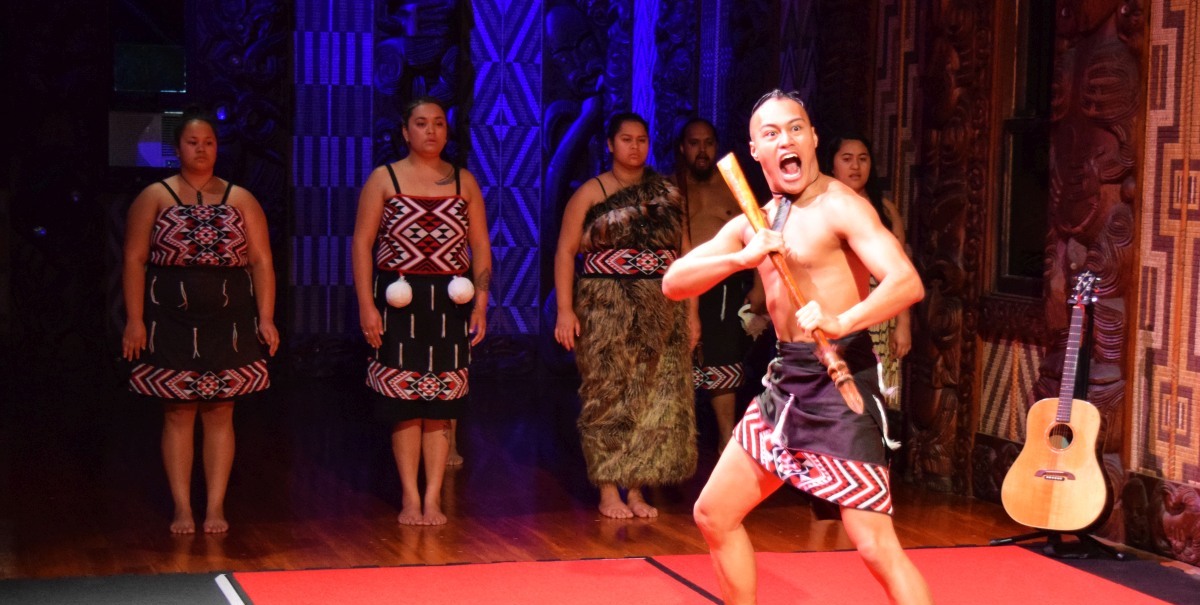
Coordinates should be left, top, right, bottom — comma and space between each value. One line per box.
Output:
1035, 470, 1076, 481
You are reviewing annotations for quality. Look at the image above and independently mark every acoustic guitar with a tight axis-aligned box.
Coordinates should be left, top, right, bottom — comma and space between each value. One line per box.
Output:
1000, 271, 1106, 532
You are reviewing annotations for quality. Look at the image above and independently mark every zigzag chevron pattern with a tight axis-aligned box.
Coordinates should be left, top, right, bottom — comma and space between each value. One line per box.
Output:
734, 401, 893, 514
366, 360, 469, 401
129, 360, 270, 400
693, 362, 745, 390
469, 0, 541, 335
150, 205, 248, 267
979, 336, 1041, 441
374, 196, 470, 274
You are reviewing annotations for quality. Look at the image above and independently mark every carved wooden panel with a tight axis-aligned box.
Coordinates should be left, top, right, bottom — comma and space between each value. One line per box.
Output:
1037, 0, 1142, 544
904, 0, 993, 495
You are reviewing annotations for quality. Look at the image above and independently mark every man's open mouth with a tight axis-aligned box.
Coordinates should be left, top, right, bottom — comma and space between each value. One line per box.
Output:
780, 153, 801, 176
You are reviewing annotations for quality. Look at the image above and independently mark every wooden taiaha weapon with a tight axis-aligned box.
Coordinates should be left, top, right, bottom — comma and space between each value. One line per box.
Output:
716, 153, 865, 414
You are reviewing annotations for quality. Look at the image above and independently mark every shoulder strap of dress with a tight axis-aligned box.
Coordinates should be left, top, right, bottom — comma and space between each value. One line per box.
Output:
384, 163, 401, 195
159, 180, 184, 206
218, 181, 234, 205
455, 165, 461, 196
593, 176, 608, 199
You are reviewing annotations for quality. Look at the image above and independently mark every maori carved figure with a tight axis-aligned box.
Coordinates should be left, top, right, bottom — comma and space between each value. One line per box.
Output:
193, 1, 289, 242
374, 0, 461, 165
542, 0, 608, 225
906, 1, 991, 494
1157, 483, 1200, 566
1122, 474, 1200, 566
604, 0, 631, 115
540, 1, 609, 371
652, 0, 697, 171
1037, 0, 1139, 540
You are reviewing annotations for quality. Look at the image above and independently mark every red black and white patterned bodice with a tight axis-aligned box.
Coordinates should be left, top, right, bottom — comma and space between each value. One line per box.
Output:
149, 204, 249, 267
374, 193, 469, 275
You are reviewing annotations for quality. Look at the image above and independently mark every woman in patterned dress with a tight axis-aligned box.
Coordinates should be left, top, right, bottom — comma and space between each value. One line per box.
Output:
822, 135, 911, 407
352, 97, 491, 526
122, 110, 279, 534
553, 112, 698, 519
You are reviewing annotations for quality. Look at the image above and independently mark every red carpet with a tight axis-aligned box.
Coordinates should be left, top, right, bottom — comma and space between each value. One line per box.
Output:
232, 546, 1175, 604
655, 546, 1172, 604
232, 558, 714, 605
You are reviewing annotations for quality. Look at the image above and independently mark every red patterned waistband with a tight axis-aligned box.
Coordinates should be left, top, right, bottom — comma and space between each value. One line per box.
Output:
582, 249, 677, 277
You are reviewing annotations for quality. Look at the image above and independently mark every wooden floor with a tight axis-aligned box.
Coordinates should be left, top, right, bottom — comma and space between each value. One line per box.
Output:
0, 366, 1029, 580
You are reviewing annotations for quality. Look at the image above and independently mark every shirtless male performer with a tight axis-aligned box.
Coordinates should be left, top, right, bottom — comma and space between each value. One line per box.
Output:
663, 90, 932, 604
674, 118, 764, 452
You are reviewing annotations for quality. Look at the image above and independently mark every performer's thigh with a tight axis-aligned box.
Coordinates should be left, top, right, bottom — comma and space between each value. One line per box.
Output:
840, 507, 903, 551
696, 444, 782, 525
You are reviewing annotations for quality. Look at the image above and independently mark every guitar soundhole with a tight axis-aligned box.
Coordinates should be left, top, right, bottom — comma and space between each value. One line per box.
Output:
1046, 423, 1074, 450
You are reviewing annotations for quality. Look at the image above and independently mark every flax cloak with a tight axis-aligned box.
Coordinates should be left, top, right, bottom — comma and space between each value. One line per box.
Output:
574, 174, 697, 486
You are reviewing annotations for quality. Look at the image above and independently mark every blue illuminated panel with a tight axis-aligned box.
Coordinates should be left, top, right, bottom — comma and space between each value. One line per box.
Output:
292, 1, 373, 335
470, 0, 542, 335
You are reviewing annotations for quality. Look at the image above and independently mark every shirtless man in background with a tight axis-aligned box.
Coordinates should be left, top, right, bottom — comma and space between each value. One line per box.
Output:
674, 118, 764, 452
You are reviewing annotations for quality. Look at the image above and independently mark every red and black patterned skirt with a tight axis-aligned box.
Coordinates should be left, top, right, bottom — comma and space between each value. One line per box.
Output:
734, 332, 897, 515
693, 271, 753, 391
129, 265, 269, 402
366, 271, 472, 423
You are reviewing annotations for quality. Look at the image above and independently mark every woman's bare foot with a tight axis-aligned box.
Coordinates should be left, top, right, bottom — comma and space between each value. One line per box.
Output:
421, 506, 448, 526
397, 505, 423, 526
627, 489, 658, 518
203, 514, 229, 534
598, 484, 633, 519
170, 508, 196, 535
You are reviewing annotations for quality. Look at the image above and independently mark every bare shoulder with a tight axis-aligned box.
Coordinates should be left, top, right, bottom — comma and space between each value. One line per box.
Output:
457, 167, 482, 190
568, 176, 605, 207
819, 178, 873, 215
131, 180, 173, 212
226, 184, 268, 218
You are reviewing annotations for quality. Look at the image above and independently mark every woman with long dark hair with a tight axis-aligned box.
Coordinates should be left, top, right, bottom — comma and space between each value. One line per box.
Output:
352, 97, 491, 526
554, 112, 697, 519
821, 134, 911, 406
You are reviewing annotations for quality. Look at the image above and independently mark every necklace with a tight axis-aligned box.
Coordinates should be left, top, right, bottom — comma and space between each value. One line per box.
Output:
435, 165, 456, 186
612, 169, 639, 190
179, 174, 216, 205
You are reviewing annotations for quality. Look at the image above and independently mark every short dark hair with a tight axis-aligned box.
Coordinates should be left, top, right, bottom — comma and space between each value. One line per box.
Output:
401, 96, 449, 126
605, 111, 649, 140
750, 89, 807, 117
173, 106, 218, 146
676, 117, 717, 146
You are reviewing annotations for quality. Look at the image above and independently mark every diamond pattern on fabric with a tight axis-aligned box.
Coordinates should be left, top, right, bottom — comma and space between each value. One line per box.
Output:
582, 248, 677, 276
375, 195, 469, 274
366, 360, 469, 401
693, 362, 746, 390
150, 205, 249, 267
129, 360, 269, 400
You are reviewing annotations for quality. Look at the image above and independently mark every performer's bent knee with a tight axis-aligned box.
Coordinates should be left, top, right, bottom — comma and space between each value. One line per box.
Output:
693, 497, 739, 536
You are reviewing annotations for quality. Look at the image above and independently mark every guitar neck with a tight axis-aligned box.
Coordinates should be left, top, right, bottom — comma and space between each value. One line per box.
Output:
1056, 302, 1087, 422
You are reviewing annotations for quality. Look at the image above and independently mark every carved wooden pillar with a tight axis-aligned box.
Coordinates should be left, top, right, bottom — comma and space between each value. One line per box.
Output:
1037, 0, 1140, 541
905, 1, 993, 494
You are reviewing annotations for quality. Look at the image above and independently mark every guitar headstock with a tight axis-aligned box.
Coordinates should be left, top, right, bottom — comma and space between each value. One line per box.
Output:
1071, 271, 1098, 306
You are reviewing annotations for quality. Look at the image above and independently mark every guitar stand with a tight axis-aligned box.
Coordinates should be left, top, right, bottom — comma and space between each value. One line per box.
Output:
989, 530, 1130, 560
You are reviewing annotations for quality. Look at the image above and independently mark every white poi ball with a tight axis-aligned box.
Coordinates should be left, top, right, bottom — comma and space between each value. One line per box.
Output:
447, 276, 475, 304
385, 276, 413, 308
